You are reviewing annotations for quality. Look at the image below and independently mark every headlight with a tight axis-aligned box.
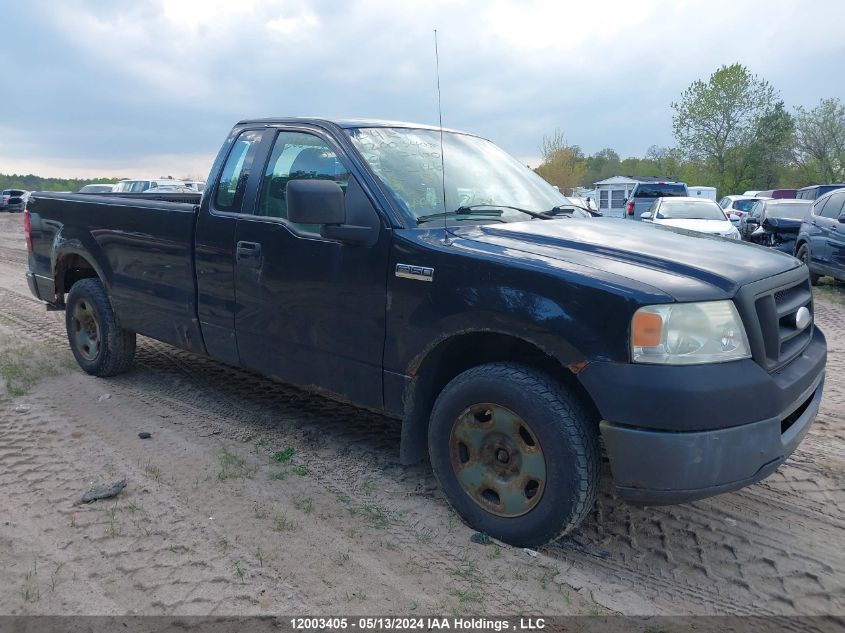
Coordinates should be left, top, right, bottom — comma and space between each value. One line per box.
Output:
631, 301, 751, 364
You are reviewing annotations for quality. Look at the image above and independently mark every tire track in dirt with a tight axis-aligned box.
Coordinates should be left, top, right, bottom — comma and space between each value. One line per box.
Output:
0, 286, 585, 616
1, 263, 844, 614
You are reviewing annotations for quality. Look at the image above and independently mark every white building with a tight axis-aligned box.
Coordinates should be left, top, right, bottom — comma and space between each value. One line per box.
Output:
592, 176, 641, 217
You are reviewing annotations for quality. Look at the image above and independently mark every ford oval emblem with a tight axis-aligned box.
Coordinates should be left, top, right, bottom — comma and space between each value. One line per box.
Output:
795, 306, 812, 331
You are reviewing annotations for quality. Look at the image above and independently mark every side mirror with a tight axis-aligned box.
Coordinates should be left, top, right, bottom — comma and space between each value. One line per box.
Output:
746, 217, 759, 225
640, 212, 652, 220
839, 211, 845, 224
286, 179, 345, 225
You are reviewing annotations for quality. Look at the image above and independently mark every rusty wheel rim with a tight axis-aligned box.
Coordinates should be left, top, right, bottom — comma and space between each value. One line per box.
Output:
71, 299, 101, 361
449, 403, 546, 517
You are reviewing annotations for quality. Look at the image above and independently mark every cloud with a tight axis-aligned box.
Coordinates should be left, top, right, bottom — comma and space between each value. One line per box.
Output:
0, 0, 843, 178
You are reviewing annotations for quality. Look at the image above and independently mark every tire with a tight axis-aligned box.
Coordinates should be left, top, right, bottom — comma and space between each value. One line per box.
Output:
428, 362, 600, 547
65, 278, 136, 376
797, 245, 820, 286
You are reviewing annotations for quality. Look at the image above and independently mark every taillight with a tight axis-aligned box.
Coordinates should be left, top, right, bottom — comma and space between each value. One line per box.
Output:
24, 209, 32, 251
626, 201, 634, 216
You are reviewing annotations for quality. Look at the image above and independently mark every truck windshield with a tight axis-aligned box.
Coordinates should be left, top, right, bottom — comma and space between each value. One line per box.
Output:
347, 127, 570, 223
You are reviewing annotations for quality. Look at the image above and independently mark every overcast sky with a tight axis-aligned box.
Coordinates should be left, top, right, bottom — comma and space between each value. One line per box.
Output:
1, 0, 843, 179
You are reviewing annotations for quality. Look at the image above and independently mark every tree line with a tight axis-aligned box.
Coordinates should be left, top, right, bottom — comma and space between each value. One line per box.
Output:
0, 174, 119, 192
536, 63, 845, 196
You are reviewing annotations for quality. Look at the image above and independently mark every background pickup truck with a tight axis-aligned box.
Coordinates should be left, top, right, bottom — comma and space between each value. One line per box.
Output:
625, 180, 688, 220
25, 118, 826, 547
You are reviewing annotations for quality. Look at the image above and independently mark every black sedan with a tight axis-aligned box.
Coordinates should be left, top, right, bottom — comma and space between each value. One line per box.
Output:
740, 199, 812, 253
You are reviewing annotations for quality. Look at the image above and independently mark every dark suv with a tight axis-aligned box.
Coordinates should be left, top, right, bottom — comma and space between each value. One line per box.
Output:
794, 188, 845, 284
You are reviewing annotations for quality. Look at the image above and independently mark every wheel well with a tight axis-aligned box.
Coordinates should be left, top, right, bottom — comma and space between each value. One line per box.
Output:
399, 331, 599, 464
55, 254, 99, 300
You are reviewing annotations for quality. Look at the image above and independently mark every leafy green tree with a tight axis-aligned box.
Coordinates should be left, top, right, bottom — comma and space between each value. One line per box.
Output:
671, 63, 783, 193
793, 98, 845, 183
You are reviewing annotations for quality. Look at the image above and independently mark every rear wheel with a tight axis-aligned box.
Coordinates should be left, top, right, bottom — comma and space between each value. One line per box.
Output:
428, 363, 600, 547
797, 245, 820, 286
65, 278, 136, 376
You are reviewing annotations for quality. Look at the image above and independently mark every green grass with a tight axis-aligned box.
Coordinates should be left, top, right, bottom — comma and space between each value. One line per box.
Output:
293, 495, 313, 515
815, 277, 845, 305
272, 513, 298, 532
0, 342, 65, 397
21, 561, 39, 603
270, 447, 295, 463
217, 447, 257, 481
348, 503, 391, 529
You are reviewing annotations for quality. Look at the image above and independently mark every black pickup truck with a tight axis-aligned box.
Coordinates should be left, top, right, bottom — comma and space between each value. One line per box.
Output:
25, 118, 826, 546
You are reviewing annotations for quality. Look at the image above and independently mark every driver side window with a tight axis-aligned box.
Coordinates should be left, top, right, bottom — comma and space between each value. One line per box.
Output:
257, 131, 350, 232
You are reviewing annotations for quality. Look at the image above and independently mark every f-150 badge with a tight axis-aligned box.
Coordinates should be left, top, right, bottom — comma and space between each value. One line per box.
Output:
395, 263, 434, 282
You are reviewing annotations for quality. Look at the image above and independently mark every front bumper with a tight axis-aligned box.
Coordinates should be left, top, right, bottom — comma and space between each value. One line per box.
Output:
580, 327, 827, 505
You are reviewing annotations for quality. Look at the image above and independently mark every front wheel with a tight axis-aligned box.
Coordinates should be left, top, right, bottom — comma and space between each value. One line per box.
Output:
428, 363, 600, 547
65, 278, 136, 376
797, 245, 820, 286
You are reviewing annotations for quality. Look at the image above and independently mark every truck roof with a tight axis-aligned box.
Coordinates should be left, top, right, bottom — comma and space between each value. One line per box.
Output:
235, 117, 475, 136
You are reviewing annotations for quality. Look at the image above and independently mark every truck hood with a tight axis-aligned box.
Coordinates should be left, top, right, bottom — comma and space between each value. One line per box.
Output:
454, 218, 801, 301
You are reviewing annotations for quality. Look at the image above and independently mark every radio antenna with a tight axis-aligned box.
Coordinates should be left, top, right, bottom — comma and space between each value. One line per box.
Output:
434, 29, 451, 245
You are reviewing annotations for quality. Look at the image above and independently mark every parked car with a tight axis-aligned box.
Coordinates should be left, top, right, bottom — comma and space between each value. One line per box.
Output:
1, 189, 29, 212
718, 195, 767, 227
755, 189, 798, 199
641, 197, 739, 239
184, 180, 206, 192
113, 178, 188, 193
794, 188, 845, 285
24, 117, 826, 547
795, 184, 845, 200
740, 199, 813, 249
1, 189, 27, 211
78, 184, 116, 193
624, 180, 688, 220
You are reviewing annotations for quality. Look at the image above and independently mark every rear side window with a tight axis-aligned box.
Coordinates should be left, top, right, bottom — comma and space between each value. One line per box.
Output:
257, 130, 349, 230
733, 199, 757, 212
766, 202, 811, 219
633, 184, 686, 198
215, 130, 263, 212
819, 192, 845, 219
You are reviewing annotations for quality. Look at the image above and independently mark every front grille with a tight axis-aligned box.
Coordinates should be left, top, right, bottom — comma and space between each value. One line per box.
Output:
733, 267, 815, 373
753, 278, 813, 370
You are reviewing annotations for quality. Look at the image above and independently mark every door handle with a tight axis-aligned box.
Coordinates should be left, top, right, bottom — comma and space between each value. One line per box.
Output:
236, 241, 262, 267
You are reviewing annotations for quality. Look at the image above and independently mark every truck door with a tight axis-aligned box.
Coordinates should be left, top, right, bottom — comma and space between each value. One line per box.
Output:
232, 126, 390, 410
195, 127, 270, 364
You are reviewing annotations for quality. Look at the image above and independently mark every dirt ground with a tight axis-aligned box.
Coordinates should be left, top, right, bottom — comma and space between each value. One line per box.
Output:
0, 212, 843, 617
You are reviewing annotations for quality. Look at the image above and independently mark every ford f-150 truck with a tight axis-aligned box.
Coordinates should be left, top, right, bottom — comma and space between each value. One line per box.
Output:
25, 118, 826, 547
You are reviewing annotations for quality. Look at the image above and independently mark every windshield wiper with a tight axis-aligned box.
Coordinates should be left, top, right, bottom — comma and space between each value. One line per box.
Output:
545, 203, 593, 216
416, 204, 550, 224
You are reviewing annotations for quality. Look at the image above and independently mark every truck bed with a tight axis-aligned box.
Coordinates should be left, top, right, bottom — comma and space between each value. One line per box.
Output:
27, 191, 204, 351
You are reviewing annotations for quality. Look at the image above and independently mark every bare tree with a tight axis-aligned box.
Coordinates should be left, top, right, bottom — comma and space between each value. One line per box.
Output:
535, 129, 586, 193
